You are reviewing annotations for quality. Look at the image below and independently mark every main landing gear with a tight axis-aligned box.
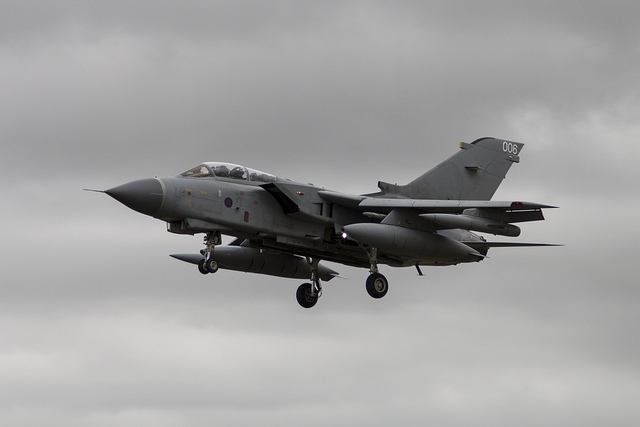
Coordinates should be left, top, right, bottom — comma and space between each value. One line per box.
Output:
296, 258, 322, 308
197, 231, 221, 275
295, 248, 390, 308
362, 246, 389, 299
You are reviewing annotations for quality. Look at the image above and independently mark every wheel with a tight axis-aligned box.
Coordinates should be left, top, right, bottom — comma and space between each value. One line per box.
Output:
296, 283, 318, 308
366, 272, 388, 299
206, 258, 219, 273
198, 259, 209, 275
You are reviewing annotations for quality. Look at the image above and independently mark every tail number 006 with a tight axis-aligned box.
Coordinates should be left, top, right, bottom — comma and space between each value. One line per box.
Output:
503, 141, 518, 154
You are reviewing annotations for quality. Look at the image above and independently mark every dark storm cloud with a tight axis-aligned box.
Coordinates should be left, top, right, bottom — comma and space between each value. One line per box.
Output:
1, 2, 639, 426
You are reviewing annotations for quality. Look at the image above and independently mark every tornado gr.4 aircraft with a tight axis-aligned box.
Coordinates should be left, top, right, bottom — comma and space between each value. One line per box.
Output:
96, 137, 556, 308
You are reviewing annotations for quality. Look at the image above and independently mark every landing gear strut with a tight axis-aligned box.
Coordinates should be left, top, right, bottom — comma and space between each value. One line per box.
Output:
296, 258, 322, 308
358, 245, 389, 299
198, 231, 221, 274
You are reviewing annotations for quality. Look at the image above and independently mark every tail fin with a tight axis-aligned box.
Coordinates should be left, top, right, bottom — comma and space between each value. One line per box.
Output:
377, 137, 523, 200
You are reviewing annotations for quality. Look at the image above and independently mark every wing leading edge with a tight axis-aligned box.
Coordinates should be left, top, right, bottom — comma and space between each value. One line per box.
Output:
318, 190, 555, 213
357, 199, 556, 212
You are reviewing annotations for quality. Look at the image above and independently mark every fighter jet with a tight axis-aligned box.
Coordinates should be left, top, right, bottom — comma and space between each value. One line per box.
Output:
96, 137, 556, 308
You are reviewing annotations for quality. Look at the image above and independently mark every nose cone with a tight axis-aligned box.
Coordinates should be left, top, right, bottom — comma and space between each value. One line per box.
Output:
106, 178, 164, 217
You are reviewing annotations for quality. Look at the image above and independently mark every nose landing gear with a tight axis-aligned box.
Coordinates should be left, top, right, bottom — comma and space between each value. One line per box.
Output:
198, 231, 221, 274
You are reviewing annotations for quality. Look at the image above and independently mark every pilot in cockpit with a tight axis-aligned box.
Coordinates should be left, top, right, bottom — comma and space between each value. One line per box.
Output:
213, 165, 230, 177
230, 166, 247, 179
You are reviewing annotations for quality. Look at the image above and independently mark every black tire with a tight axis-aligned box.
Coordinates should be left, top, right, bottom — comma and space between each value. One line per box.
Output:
198, 259, 209, 275
206, 258, 219, 273
366, 273, 388, 299
296, 283, 318, 308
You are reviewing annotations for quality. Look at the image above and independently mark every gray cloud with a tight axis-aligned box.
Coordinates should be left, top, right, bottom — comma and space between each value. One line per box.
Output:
1, 2, 639, 426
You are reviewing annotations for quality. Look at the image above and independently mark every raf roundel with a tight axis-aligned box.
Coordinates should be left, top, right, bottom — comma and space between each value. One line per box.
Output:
224, 197, 233, 208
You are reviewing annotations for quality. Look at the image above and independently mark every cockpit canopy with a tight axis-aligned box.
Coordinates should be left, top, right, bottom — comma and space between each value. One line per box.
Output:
180, 162, 278, 183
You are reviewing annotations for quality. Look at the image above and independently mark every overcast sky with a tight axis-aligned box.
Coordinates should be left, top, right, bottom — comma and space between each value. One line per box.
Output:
2, 1, 639, 426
